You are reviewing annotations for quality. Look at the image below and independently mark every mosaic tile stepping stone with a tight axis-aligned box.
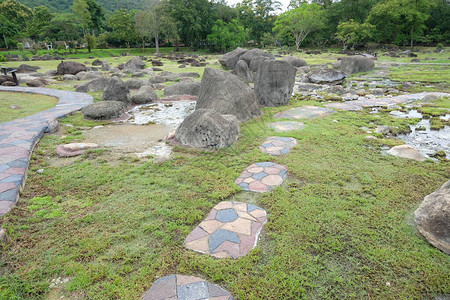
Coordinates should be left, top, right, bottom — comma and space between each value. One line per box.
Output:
56, 143, 99, 157
270, 121, 305, 132
259, 136, 297, 156
143, 274, 233, 300
235, 162, 287, 193
274, 105, 335, 120
185, 201, 267, 259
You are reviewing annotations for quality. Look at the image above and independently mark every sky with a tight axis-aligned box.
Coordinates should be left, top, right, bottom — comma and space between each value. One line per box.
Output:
225, 0, 291, 12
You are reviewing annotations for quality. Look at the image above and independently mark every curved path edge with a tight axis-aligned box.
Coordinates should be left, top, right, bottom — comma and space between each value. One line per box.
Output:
0, 86, 93, 216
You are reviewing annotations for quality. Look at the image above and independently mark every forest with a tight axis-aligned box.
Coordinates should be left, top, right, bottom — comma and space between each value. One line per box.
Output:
0, 0, 448, 53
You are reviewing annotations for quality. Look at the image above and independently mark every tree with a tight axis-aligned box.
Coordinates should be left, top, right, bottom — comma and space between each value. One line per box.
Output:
0, 0, 33, 29
167, 0, 214, 48
106, 9, 137, 49
273, 3, 325, 50
207, 19, 246, 52
368, 0, 437, 47
42, 13, 83, 43
0, 13, 19, 49
135, 1, 177, 53
26, 5, 52, 40
425, 0, 450, 43
335, 19, 375, 49
236, 0, 281, 44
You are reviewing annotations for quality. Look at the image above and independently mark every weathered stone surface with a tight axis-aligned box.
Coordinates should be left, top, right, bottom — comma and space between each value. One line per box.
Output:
132, 86, 158, 104
232, 59, 253, 84
387, 145, 425, 161
82, 101, 127, 120
240, 49, 275, 66
249, 56, 270, 73
16, 64, 40, 73
143, 275, 233, 300
196, 68, 261, 122
185, 201, 267, 258
149, 75, 165, 84
275, 106, 335, 119
26, 78, 48, 87
92, 59, 102, 66
175, 109, 240, 149
102, 77, 131, 104
56, 143, 98, 157
307, 69, 347, 84
56, 61, 87, 75
101, 60, 110, 71
282, 56, 308, 67
124, 78, 147, 90
63, 74, 78, 81
124, 56, 145, 71
164, 82, 201, 97
255, 60, 297, 107
218, 47, 248, 69
178, 72, 200, 78
75, 78, 110, 93
270, 121, 305, 132
340, 55, 375, 75
414, 181, 450, 255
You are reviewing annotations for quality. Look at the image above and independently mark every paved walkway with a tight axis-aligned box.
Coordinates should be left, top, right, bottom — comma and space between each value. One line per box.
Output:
0, 86, 93, 216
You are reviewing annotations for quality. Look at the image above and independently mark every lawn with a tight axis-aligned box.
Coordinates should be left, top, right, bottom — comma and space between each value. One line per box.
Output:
0, 92, 58, 123
0, 47, 449, 299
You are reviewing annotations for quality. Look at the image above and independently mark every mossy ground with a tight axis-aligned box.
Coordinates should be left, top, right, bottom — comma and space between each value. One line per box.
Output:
0, 47, 449, 300
0, 92, 58, 122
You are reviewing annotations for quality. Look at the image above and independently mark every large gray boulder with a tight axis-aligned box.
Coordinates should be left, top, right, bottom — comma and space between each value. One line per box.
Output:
56, 61, 87, 75
164, 81, 201, 97
240, 49, 275, 66
340, 55, 375, 75
101, 60, 110, 71
124, 78, 147, 90
414, 180, 450, 254
124, 56, 145, 71
282, 56, 308, 68
196, 68, 261, 122
218, 47, 248, 70
233, 59, 253, 84
132, 86, 158, 104
82, 101, 127, 120
249, 56, 271, 73
16, 64, 40, 73
255, 60, 297, 107
149, 75, 165, 84
307, 69, 347, 84
175, 109, 240, 148
102, 77, 131, 104
75, 78, 110, 93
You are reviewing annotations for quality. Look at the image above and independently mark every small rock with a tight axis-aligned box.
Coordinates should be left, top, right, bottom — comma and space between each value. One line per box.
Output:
387, 145, 425, 161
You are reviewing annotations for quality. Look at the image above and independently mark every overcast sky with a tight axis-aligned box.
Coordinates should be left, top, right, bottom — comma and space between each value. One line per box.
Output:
225, 0, 291, 13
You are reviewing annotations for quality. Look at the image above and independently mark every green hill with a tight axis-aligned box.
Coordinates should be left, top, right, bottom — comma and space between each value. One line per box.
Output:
17, 0, 143, 12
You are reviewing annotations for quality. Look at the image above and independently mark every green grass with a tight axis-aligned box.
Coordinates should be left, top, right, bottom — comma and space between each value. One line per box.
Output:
1, 94, 449, 299
0, 91, 58, 122
0, 47, 449, 300
389, 65, 450, 84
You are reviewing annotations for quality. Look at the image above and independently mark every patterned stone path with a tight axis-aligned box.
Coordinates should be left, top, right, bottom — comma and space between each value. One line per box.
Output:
0, 87, 93, 216
270, 121, 305, 132
235, 162, 287, 193
274, 105, 335, 119
185, 201, 267, 259
143, 274, 233, 300
325, 92, 449, 111
259, 136, 297, 156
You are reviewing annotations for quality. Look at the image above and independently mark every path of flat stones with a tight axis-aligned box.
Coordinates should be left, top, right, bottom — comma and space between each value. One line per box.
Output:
325, 92, 450, 111
0, 86, 93, 215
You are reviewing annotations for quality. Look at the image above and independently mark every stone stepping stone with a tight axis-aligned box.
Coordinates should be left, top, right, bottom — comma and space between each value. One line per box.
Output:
270, 121, 305, 132
56, 143, 99, 157
143, 274, 233, 300
259, 136, 297, 156
185, 201, 267, 259
274, 105, 335, 119
235, 162, 287, 193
